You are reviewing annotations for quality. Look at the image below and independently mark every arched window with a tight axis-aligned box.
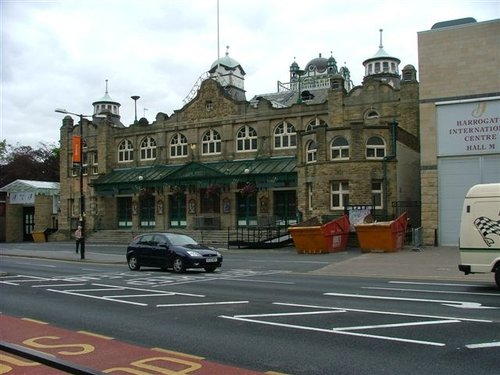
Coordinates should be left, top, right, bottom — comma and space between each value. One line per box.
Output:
366, 136, 386, 159
306, 140, 317, 163
365, 110, 380, 119
118, 139, 134, 162
236, 126, 257, 152
140, 136, 157, 161
305, 118, 327, 132
274, 121, 296, 149
331, 137, 349, 160
202, 129, 221, 155
170, 133, 188, 158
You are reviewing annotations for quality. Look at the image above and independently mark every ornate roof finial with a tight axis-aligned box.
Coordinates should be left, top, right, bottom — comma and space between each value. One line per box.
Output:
379, 29, 383, 49
226, 45, 230, 56
105, 79, 109, 95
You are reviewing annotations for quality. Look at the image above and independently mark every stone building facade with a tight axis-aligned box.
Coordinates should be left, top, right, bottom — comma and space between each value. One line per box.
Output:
0, 180, 59, 242
418, 18, 500, 246
56, 40, 420, 241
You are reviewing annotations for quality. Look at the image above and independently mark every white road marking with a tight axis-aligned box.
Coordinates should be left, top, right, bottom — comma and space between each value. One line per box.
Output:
389, 281, 488, 287
34, 283, 87, 287
365, 286, 500, 297
223, 278, 294, 284
274, 302, 492, 323
324, 292, 497, 309
332, 319, 460, 331
0, 275, 50, 285
47, 283, 205, 306
221, 302, 494, 347
219, 314, 446, 347
466, 342, 500, 349
232, 310, 346, 318
157, 301, 249, 307
14, 262, 56, 268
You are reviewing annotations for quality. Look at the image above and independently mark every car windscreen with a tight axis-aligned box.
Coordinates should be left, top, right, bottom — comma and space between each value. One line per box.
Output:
164, 234, 198, 246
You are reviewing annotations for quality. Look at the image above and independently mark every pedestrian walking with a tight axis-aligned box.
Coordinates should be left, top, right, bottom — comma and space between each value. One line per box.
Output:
75, 226, 83, 254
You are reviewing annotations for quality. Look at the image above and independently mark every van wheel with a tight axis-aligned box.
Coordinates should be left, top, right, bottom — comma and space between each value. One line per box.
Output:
495, 267, 500, 289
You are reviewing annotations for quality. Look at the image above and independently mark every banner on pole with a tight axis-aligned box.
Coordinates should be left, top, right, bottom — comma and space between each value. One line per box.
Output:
72, 135, 81, 163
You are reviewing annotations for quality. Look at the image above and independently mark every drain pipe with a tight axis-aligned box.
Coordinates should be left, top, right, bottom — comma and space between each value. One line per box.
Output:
383, 119, 398, 218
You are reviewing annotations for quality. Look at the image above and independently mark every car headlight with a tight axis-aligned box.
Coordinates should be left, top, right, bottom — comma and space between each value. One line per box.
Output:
186, 250, 202, 257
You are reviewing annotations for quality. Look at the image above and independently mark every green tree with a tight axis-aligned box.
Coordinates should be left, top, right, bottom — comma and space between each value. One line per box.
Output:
0, 140, 60, 187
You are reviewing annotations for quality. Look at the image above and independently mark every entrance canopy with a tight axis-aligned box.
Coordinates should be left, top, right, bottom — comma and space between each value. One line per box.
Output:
92, 157, 297, 196
0, 179, 60, 204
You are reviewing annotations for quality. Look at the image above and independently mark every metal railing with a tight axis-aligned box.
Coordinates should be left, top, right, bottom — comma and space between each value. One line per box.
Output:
228, 224, 292, 249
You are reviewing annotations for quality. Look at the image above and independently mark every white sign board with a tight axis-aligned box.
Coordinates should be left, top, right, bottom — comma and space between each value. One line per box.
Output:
10, 192, 35, 204
437, 99, 500, 156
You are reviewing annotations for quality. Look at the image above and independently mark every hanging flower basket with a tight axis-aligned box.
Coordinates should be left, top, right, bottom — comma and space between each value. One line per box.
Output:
239, 183, 257, 197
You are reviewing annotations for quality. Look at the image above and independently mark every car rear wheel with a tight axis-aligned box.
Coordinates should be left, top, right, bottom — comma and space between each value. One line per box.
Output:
128, 255, 140, 271
172, 257, 186, 273
204, 266, 217, 273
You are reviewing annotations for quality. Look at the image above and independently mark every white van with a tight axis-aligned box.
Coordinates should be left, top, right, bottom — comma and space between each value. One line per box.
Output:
458, 183, 500, 288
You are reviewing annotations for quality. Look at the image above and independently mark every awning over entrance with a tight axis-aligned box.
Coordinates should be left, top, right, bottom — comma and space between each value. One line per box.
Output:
92, 157, 297, 196
0, 179, 60, 204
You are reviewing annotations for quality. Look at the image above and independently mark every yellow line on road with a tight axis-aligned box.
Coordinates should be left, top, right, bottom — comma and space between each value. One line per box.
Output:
78, 330, 114, 340
152, 347, 205, 360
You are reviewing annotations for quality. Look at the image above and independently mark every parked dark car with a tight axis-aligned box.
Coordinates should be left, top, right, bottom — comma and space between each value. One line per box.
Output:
126, 232, 223, 273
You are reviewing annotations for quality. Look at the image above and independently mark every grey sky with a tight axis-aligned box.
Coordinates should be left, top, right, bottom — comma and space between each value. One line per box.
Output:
1, 0, 498, 147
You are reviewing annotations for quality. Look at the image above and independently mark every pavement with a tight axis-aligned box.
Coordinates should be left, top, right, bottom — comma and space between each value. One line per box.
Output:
0, 241, 495, 285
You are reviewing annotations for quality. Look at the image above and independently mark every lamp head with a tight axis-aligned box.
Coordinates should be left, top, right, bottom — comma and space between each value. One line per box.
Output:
55, 108, 68, 114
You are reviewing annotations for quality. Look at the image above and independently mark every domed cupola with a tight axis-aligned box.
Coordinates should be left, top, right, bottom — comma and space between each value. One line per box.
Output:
362, 29, 401, 87
289, 58, 301, 80
208, 46, 246, 101
92, 80, 121, 118
327, 53, 338, 74
304, 53, 328, 75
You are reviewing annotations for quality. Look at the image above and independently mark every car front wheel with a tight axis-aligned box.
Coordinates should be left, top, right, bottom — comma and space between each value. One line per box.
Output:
172, 257, 186, 273
495, 266, 500, 289
128, 255, 140, 271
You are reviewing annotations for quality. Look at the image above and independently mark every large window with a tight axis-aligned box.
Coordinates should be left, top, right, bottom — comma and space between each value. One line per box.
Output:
118, 139, 134, 162
330, 181, 349, 209
202, 129, 221, 155
236, 126, 258, 152
274, 121, 296, 149
366, 136, 386, 159
170, 133, 188, 158
305, 118, 327, 132
140, 136, 157, 161
331, 137, 349, 160
88, 151, 98, 175
306, 140, 317, 163
372, 180, 383, 208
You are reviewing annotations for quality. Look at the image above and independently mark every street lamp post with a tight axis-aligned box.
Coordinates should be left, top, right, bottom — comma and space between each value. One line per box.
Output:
55, 108, 105, 259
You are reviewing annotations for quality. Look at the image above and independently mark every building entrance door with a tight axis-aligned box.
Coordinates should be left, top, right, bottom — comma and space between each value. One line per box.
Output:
117, 197, 132, 228
23, 206, 35, 241
237, 195, 257, 226
273, 190, 297, 226
140, 196, 155, 228
169, 195, 186, 228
